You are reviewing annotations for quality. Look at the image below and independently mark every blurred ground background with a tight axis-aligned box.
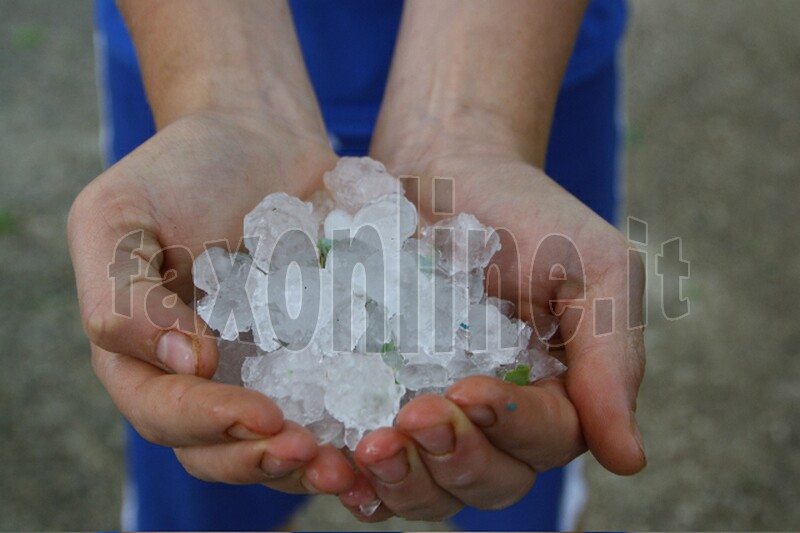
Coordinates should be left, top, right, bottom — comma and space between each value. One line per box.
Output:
1, 0, 798, 530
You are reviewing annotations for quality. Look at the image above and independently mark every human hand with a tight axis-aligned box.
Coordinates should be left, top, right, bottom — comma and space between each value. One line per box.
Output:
68, 111, 356, 494
338, 149, 645, 520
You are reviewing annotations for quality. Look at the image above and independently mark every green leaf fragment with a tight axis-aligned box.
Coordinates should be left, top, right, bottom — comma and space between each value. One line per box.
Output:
503, 364, 531, 386
318, 238, 334, 267
419, 254, 434, 274
381, 341, 395, 353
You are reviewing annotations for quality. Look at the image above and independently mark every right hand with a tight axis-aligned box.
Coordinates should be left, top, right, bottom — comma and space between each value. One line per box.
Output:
68, 110, 355, 494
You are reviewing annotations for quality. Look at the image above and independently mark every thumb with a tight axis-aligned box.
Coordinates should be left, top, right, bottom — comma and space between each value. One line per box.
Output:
557, 273, 647, 476
68, 190, 218, 377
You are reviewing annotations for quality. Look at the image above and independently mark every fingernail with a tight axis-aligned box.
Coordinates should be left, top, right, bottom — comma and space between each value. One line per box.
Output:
261, 455, 304, 479
411, 424, 454, 455
367, 450, 409, 484
463, 405, 496, 427
228, 422, 266, 441
156, 330, 197, 375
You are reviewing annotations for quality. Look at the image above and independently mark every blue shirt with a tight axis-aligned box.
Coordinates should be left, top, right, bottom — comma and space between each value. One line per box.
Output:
96, 0, 626, 141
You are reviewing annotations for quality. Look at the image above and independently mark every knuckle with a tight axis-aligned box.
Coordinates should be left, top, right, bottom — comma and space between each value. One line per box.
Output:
67, 180, 104, 235
133, 421, 168, 447
174, 449, 214, 482
208, 400, 237, 433
127, 403, 171, 447
83, 303, 124, 350
452, 468, 483, 490
438, 461, 485, 490
128, 388, 174, 447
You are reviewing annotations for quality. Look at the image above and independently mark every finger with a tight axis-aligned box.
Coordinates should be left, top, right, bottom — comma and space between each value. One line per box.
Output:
396, 396, 536, 511
301, 444, 358, 494
174, 421, 317, 485
353, 427, 462, 521
68, 183, 217, 376
92, 345, 284, 447
556, 256, 647, 475
339, 472, 396, 523
176, 437, 355, 495
446, 375, 585, 471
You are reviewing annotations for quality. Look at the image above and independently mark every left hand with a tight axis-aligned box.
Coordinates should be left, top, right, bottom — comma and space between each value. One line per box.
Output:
339, 153, 646, 521
342, 377, 584, 521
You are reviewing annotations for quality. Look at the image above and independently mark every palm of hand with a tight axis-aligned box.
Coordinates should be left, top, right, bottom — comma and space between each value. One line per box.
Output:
70, 123, 643, 519
87, 113, 334, 296
69, 112, 355, 496
337, 154, 645, 521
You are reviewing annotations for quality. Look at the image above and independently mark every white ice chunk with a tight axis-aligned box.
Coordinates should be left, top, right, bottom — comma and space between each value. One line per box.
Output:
323, 157, 402, 214
245, 266, 281, 352
242, 347, 326, 426
192, 156, 552, 452
213, 338, 256, 385
324, 208, 354, 241
244, 192, 319, 272
324, 353, 405, 442
193, 248, 256, 340
397, 363, 449, 391
307, 189, 335, 229
421, 213, 501, 275
351, 193, 417, 251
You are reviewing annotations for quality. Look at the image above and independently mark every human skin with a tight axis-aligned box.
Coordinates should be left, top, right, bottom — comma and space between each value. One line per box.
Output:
68, 0, 645, 522
338, 0, 646, 520
69, 0, 351, 495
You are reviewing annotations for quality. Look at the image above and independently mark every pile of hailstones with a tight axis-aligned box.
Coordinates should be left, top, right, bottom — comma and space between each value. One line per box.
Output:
192, 157, 565, 451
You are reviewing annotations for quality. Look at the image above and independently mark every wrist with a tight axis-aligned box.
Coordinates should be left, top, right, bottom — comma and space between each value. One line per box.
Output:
368, 0, 586, 174
150, 66, 328, 143
156, 109, 336, 201
370, 107, 542, 177
120, 0, 327, 139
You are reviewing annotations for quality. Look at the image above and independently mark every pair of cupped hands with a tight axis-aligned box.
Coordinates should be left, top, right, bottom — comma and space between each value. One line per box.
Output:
68, 110, 645, 522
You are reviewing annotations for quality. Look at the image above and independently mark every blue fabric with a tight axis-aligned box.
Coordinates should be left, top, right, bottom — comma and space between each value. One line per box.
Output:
125, 426, 307, 531
94, 0, 155, 164
547, 58, 621, 224
95, 1, 624, 530
451, 468, 565, 531
96, 0, 625, 149
290, 0, 403, 142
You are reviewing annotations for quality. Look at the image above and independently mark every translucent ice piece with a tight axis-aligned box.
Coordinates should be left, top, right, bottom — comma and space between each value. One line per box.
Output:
323, 157, 402, 214
351, 193, 417, 250
193, 248, 256, 340
324, 208, 354, 241
420, 213, 501, 275
213, 338, 256, 385
324, 353, 405, 447
243, 192, 319, 272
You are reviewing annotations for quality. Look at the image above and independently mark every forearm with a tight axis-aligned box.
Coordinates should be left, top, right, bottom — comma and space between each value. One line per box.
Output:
372, 0, 588, 169
118, 0, 325, 137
